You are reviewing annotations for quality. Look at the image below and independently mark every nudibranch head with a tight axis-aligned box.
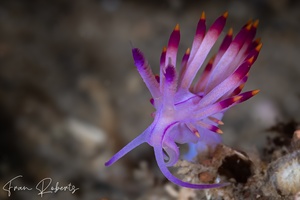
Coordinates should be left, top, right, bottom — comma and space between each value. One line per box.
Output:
105, 12, 262, 189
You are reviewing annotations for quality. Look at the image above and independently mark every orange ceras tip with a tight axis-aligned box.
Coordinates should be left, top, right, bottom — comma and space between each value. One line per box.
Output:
174, 24, 180, 31
255, 43, 263, 52
253, 19, 259, 28
227, 28, 233, 36
217, 120, 224, 125
208, 116, 224, 125
233, 96, 243, 102
252, 89, 260, 95
216, 128, 223, 134
200, 11, 206, 20
255, 38, 261, 44
239, 83, 245, 90
248, 56, 255, 64
208, 57, 214, 64
162, 46, 167, 52
246, 22, 252, 30
207, 55, 216, 65
246, 19, 253, 26
195, 131, 200, 138
186, 48, 191, 55
223, 11, 228, 18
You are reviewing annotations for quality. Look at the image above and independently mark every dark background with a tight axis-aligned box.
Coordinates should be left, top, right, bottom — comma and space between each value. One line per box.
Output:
0, 0, 299, 199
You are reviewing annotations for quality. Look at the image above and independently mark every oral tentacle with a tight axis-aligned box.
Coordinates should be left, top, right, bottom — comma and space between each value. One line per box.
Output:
162, 138, 180, 167
154, 143, 229, 189
105, 127, 150, 166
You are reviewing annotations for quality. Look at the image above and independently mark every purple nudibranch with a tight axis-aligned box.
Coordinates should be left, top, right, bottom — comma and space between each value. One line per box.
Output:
105, 12, 262, 189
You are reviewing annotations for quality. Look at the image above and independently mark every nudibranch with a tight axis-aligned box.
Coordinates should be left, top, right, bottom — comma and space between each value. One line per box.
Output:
105, 12, 262, 189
